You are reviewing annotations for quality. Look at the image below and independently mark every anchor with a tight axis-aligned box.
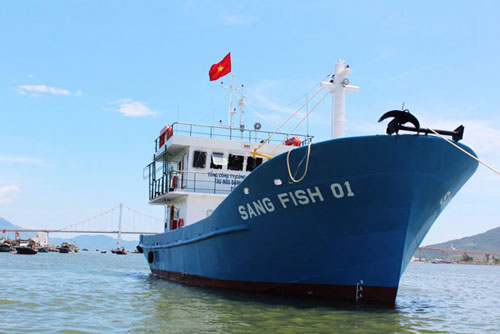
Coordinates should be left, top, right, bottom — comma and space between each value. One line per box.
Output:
378, 109, 464, 142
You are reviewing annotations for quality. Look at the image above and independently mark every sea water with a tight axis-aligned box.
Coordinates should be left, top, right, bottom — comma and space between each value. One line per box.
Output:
1, 252, 499, 333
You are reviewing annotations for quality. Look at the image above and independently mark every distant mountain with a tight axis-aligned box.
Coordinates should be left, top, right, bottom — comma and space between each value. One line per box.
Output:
0, 217, 36, 239
0, 217, 22, 229
420, 226, 500, 260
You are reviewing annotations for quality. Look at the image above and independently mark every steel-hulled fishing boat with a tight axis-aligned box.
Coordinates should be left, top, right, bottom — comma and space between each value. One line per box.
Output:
138, 60, 478, 304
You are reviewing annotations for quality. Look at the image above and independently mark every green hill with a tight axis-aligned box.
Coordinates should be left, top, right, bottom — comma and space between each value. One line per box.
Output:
420, 226, 500, 260
0, 217, 36, 239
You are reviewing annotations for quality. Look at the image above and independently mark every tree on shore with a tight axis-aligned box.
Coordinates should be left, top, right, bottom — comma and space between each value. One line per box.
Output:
462, 254, 473, 262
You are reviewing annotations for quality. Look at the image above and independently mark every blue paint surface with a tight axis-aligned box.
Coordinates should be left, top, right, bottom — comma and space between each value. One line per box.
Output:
140, 135, 478, 292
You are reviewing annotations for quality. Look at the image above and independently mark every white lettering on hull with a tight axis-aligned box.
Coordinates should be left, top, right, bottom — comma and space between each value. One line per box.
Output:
238, 197, 275, 221
238, 181, 355, 220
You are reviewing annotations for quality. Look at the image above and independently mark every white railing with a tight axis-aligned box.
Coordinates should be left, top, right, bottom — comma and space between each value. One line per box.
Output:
149, 169, 246, 200
154, 122, 313, 152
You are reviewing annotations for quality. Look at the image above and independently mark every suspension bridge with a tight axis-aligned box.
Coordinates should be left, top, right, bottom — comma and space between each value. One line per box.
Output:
1, 203, 163, 240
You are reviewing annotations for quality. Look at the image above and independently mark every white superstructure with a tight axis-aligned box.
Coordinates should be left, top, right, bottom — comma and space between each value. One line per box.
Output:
146, 122, 312, 231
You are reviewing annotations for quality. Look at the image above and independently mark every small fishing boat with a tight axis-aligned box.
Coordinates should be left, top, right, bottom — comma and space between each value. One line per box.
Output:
0, 243, 12, 252
111, 204, 128, 255
58, 242, 75, 254
111, 247, 128, 255
16, 246, 38, 255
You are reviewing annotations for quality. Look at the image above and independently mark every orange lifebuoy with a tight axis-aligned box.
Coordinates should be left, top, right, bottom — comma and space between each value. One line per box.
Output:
166, 125, 173, 140
178, 218, 184, 227
284, 136, 301, 146
159, 124, 174, 147
171, 175, 178, 189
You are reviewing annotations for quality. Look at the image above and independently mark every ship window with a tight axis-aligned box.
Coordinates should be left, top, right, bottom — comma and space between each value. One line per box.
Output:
246, 157, 263, 171
210, 152, 227, 169
192, 151, 207, 169
228, 154, 244, 171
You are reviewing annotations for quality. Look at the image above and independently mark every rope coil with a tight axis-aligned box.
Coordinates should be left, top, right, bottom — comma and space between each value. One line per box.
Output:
286, 142, 312, 183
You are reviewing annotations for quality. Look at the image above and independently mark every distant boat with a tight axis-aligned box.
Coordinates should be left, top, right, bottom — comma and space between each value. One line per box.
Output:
82, 248, 89, 251
111, 247, 128, 255
112, 204, 128, 255
16, 246, 38, 255
0, 243, 12, 252
58, 242, 77, 254
59, 243, 72, 253
38, 247, 49, 253
101, 250, 107, 254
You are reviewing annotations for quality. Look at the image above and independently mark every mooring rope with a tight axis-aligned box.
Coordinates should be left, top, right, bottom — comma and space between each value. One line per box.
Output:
286, 142, 312, 183
428, 128, 500, 176
270, 89, 330, 156
252, 87, 325, 154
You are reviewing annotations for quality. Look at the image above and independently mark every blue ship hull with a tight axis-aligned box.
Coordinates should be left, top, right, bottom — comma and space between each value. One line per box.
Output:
139, 135, 478, 304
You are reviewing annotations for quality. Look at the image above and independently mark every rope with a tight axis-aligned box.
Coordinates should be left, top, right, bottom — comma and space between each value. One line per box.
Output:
252, 87, 325, 154
287, 142, 312, 183
270, 90, 330, 155
428, 128, 500, 176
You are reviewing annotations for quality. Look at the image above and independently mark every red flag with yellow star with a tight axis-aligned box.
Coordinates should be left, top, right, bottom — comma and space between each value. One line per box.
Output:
209, 53, 231, 81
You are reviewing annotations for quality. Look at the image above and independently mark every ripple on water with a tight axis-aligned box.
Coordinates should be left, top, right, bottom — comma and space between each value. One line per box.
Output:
1, 253, 500, 333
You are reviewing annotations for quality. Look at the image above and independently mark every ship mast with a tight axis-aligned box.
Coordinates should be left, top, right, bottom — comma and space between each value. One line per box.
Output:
321, 59, 359, 138
221, 74, 244, 128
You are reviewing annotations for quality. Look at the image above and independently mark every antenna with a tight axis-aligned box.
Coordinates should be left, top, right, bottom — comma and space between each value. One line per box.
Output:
221, 75, 244, 128
238, 95, 247, 139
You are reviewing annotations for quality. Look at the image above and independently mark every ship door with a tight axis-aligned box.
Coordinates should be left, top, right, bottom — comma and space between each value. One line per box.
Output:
169, 205, 179, 230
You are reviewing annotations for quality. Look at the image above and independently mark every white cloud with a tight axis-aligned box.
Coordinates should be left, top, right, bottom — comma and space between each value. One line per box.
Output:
0, 156, 48, 167
0, 185, 20, 204
218, 11, 252, 25
252, 80, 298, 115
109, 99, 157, 117
18, 84, 81, 97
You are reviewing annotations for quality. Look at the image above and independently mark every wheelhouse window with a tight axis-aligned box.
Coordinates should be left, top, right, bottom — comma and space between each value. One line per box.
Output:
246, 157, 263, 171
228, 154, 244, 171
210, 152, 227, 169
192, 151, 207, 169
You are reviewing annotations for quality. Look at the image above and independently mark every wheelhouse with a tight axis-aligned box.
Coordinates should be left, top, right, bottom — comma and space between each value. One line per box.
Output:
145, 122, 312, 232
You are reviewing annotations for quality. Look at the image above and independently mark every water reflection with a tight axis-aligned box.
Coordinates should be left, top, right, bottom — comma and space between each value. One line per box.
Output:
138, 274, 417, 334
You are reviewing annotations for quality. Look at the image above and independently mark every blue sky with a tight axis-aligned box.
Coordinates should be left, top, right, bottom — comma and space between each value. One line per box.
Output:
0, 1, 499, 245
